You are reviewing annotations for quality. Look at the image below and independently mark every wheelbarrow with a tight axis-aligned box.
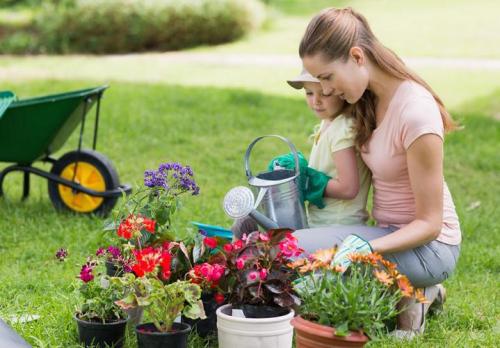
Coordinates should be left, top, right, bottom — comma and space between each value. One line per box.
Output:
0, 86, 131, 216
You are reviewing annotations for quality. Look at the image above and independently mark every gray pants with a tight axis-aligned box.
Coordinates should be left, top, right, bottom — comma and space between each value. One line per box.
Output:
293, 225, 460, 288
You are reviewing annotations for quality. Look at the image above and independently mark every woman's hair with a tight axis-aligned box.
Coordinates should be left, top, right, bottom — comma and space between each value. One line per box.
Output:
299, 7, 456, 150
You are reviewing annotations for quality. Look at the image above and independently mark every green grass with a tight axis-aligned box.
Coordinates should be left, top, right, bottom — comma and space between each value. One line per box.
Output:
0, 80, 498, 347
0, 0, 499, 346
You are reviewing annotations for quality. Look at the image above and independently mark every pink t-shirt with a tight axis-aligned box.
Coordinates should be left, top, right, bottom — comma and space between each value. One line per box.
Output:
361, 80, 461, 245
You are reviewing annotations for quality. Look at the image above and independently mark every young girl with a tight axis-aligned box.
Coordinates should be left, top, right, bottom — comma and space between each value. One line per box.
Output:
287, 69, 371, 228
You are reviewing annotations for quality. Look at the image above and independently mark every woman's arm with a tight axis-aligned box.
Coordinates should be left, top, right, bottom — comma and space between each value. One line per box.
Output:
323, 147, 359, 200
369, 134, 444, 254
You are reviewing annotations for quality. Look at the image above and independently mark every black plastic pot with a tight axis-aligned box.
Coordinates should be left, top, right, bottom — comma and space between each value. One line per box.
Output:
105, 260, 123, 277
241, 304, 289, 318
75, 315, 128, 348
136, 322, 191, 348
181, 293, 221, 337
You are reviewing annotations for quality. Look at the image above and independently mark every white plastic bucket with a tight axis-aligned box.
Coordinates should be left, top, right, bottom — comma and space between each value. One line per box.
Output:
216, 304, 294, 348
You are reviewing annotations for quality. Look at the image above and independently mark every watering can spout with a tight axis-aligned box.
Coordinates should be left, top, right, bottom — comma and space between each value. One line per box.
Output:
223, 186, 279, 230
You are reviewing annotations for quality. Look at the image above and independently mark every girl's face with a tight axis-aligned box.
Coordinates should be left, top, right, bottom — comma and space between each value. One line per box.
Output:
303, 81, 344, 120
302, 49, 369, 105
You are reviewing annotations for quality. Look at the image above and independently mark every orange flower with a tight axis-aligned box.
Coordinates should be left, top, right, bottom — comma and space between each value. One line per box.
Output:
366, 253, 383, 266
381, 258, 397, 270
311, 248, 337, 265
330, 264, 345, 273
348, 253, 366, 263
287, 258, 307, 269
414, 288, 430, 304
397, 275, 414, 297
373, 269, 393, 286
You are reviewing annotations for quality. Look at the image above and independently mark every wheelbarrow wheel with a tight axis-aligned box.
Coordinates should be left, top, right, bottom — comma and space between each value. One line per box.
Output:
48, 149, 120, 216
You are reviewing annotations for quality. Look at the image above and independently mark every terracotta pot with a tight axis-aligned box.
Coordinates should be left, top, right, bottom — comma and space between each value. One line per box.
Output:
291, 315, 369, 348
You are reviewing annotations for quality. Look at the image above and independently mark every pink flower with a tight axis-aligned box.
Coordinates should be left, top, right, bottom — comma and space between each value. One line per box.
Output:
278, 232, 303, 258
211, 264, 225, 282
232, 239, 243, 251
223, 243, 233, 253
236, 258, 245, 270
259, 233, 270, 242
200, 263, 212, 279
247, 271, 259, 283
259, 268, 268, 280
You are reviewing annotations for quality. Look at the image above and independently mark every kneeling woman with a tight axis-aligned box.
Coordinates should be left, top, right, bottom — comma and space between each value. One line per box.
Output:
293, 7, 461, 338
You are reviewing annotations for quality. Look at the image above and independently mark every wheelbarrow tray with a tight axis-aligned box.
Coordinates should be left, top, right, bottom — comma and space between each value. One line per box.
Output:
0, 86, 107, 165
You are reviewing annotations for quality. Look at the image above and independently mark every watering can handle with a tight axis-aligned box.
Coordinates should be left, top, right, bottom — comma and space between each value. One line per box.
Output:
244, 135, 301, 179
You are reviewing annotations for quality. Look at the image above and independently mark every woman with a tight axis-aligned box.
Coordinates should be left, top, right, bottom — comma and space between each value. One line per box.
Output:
293, 7, 461, 338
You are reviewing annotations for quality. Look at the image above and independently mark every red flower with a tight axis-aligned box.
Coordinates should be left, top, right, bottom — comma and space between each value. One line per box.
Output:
203, 237, 218, 249
131, 247, 162, 277
160, 251, 172, 280
117, 220, 133, 239
117, 214, 157, 240
214, 292, 225, 305
143, 218, 156, 233
223, 243, 233, 253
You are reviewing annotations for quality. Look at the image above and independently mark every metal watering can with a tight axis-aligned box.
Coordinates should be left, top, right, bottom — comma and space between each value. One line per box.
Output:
223, 135, 308, 231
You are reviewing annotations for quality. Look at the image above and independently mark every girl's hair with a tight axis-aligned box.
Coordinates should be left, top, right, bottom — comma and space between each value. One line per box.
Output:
299, 7, 456, 150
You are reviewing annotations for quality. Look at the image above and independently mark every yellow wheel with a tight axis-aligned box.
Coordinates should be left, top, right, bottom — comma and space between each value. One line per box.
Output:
48, 149, 120, 216
58, 162, 105, 212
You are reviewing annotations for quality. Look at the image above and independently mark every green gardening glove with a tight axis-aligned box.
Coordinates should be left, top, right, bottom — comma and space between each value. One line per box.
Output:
267, 152, 331, 209
304, 167, 331, 209
332, 234, 372, 272
267, 151, 309, 200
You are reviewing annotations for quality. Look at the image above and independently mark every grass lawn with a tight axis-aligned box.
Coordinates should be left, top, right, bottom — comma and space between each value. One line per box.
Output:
0, 80, 498, 347
0, 0, 499, 347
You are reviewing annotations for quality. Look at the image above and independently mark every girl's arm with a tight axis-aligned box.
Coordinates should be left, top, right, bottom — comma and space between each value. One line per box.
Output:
323, 146, 359, 200
369, 134, 444, 254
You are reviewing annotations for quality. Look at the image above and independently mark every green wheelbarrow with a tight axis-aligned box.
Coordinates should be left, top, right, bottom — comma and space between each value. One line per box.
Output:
0, 86, 131, 216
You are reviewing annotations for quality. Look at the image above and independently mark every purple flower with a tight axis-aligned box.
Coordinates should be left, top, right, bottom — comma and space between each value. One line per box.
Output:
143, 162, 199, 195
106, 246, 121, 260
95, 248, 105, 257
55, 248, 68, 261
79, 263, 94, 283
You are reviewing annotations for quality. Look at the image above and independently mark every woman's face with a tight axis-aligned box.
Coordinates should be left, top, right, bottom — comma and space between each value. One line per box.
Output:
303, 81, 344, 120
302, 50, 369, 104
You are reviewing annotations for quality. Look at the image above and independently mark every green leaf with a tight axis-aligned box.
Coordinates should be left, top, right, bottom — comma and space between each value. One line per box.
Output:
335, 322, 349, 337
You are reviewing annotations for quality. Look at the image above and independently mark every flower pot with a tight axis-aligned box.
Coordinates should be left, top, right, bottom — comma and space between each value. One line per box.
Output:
105, 260, 123, 277
74, 315, 128, 348
181, 292, 221, 337
216, 304, 294, 348
291, 315, 369, 348
136, 322, 191, 348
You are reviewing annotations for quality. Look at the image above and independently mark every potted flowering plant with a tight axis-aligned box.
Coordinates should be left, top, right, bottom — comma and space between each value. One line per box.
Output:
180, 233, 231, 337
98, 162, 200, 328
289, 249, 428, 347
74, 258, 128, 348
214, 229, 303, 348
103, 162, 200, 275
113, 243, 206, 348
